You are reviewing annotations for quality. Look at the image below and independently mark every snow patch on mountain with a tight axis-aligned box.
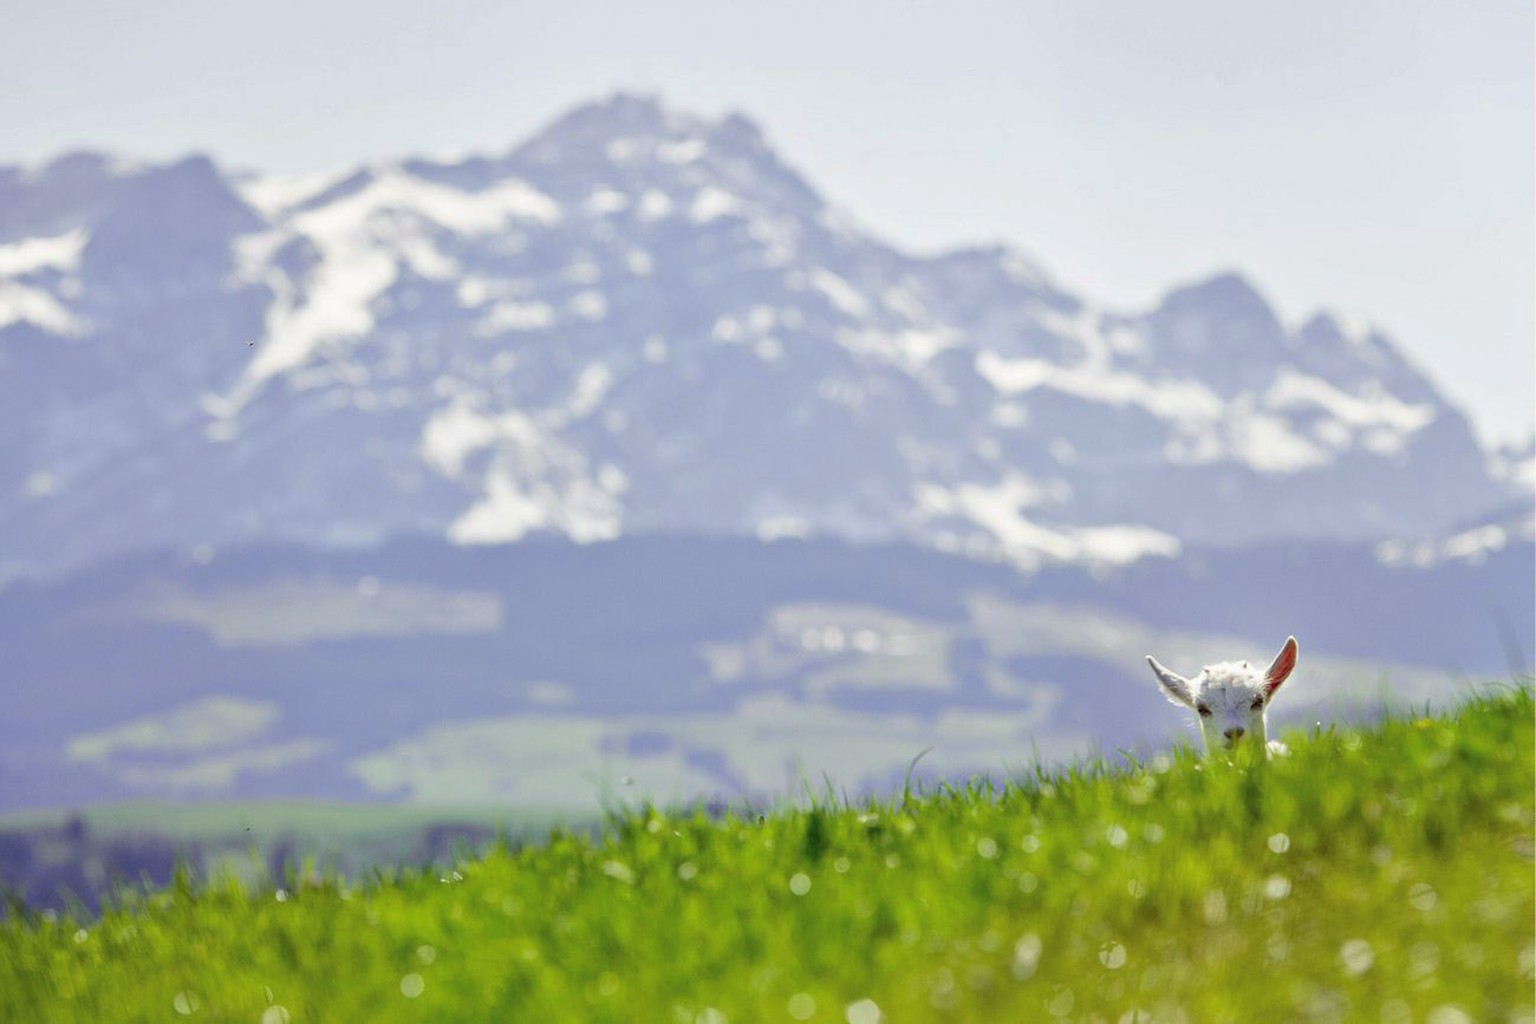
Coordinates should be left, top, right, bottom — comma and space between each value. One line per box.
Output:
0, 228, 88, 276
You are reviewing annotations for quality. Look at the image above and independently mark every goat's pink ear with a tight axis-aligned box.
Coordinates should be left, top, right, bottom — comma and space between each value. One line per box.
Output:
1264, 636, 1298, 697
1147, 655, 1195, 708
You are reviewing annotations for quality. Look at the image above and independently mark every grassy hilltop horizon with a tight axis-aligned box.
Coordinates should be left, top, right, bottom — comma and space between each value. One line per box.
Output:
3, 686, 1531, 1022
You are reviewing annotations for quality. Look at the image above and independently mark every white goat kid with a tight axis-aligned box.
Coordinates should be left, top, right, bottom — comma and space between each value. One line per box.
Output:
1146, 636, 1298, 757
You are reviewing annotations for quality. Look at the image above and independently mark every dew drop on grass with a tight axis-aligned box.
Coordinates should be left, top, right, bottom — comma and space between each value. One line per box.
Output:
845, 997, 883, 1024
172, 991, 200, 1015
789, 873, 812, 896
1267, 833, 1290, 854
787, 993, 815, 1021
1408, 883, 1437, 911
400, 973, 425, 998
1099, 941, 1127, 970
1340, 939, 1374, 977
274, 888, 289, 903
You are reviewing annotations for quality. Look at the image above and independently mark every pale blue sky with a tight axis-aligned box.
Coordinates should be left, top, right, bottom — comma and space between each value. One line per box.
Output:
3, 0, 1531, 442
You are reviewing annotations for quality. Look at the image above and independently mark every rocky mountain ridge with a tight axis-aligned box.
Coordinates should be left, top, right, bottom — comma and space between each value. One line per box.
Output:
0, 94, 1515, 581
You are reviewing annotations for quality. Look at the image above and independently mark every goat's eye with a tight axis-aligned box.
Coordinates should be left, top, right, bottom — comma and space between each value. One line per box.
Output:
1250, 697, 1264, 710
1196, 705, 1212, 718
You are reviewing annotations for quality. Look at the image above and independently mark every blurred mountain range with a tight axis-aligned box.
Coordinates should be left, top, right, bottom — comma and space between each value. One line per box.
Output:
0, 93, 1524, 583
0, 94, 1530, 816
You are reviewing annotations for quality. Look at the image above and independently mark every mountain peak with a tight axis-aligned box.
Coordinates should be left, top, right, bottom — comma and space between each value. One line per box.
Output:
515, 92, 698, 159
1162, 270, 1273, 316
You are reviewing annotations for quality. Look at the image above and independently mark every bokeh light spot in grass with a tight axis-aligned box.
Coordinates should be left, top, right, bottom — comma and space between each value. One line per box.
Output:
274, 889, 289, 902
1046, 985, 1075, 1017
676, 861, 697, 881
1267, 833, 1291, 854
1105, 825, 1128, 848
833, 857, 850, 874
1519, 943, 1536, 980
1426, 1007, 1472, 1024
930, 966, 956, 1010
787, 993, 815, 1020
1264, 875, 1292, 900
1408, 883, 1437, 911
602, 860, 636, 885
695, 1008, 727, 1024
845, 997, 883, 1024
789, 873, 812, 896
1379, 998, 1413, 1024
1409, 942, 1441, 978
1126, 878, 1145, 899
1099, 941, 1127, 970
1267, 935, 1290, 963
1017, 872, 1038, 894
1340, 939, 1374, 976
1012, 933, 1042, 980
400, 973, 425, 998
172, 991, 200, 1015
416, 945, 436, 965
1202, 890, 1228, 924
1142, 824, 1164, 844
261, 1006, 290, 1024
976, 837, 998, 859
72, 929, 87, 944
1019, 834, 1040, 853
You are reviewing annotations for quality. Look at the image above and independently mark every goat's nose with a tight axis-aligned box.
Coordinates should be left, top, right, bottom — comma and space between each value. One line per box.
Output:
1223, 726, 1246, 742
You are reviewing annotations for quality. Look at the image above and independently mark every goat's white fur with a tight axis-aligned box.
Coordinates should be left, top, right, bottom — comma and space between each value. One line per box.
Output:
1146, 636, 1298, 757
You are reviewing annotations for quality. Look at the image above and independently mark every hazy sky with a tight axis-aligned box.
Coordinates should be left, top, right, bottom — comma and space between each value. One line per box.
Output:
4, 0, 1531, 443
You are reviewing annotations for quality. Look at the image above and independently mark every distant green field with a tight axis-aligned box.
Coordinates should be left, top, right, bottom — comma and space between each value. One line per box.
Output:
3, 688, 1531, 1023
1, 800, 583, 845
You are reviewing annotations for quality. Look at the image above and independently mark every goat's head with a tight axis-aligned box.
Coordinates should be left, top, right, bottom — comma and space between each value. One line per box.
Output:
1146, 637, 1298, 755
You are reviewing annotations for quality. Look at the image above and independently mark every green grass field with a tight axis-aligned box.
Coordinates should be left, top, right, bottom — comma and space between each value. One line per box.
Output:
3, 688, 1531, 1023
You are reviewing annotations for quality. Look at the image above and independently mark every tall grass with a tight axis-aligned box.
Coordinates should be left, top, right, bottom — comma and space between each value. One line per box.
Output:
3, 687, 1531, 1023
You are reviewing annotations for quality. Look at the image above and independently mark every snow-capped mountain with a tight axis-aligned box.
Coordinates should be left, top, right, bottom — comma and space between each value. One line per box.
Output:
0, 94, 1515, 581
